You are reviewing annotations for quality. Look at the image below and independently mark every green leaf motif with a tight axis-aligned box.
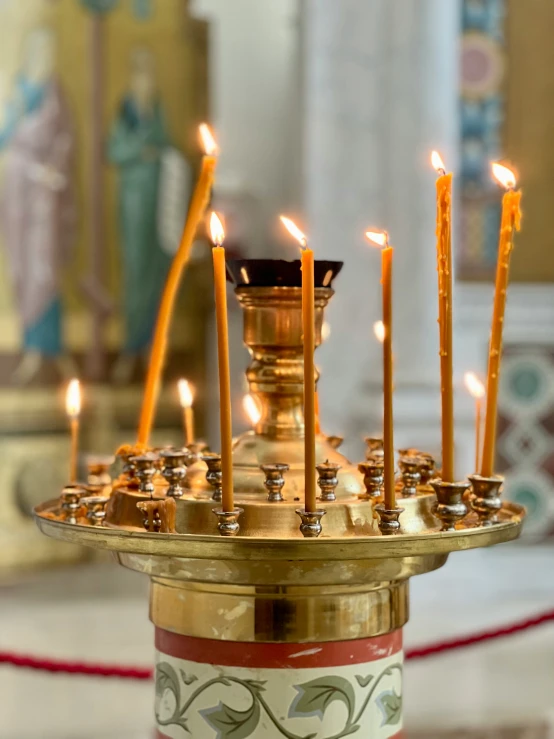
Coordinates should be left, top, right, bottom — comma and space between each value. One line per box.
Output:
289, 676, 355, 721
201, 698, 260, 739
156, 662, 181, 707
180, 669, 198, 686
378, 690, 402, 726
355, 674, 373, 689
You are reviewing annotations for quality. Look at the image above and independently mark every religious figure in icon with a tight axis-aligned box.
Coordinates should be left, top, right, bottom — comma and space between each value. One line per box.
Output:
0, 27, 77, 385
107, 47, 173, 384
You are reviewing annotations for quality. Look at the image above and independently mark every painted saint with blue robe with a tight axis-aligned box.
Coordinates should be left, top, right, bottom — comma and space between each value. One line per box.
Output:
0, 28, 76, 382
107, 48, 171, 363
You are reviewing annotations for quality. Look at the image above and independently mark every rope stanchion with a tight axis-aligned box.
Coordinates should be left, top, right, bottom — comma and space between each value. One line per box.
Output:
1, 607, 553, 680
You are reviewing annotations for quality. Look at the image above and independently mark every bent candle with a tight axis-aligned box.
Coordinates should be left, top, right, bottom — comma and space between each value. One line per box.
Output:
138, 124, 218, 446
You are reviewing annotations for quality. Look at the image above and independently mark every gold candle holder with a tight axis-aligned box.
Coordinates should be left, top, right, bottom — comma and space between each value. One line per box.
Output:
374, 504, 404, 535
212, 507, 243, 537
203, 453, 223, 502
468, 474, 504, 526
416, 452, 436, 485
59, 485, 87, 525
357, 460, 384, 499
131, 453, 159, 496
430, 479, 470, 532
398, 456, 422, 497
316, 461, 340, 502
81, 495, 109, 526
160, 450, 188, 498
260, 463, 289, 502
296, 508, 326, 538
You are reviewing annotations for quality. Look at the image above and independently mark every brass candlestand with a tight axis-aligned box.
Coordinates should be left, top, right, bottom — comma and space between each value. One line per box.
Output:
35, 259, 525, 739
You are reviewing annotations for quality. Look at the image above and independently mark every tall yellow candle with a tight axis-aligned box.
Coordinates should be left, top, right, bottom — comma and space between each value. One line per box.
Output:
432, 151, 455, 482
280, 216, 317, 513
210, 212, 234, 513
464, 372, 485, 472
65, 379, 81, 484
366, 231, 395, 509
178, 379, 195, 446
138, 124, 218, 446
481, 164, 522, 477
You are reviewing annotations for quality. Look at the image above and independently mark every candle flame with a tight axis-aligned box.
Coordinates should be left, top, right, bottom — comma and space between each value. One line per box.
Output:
65, 378, 81, 418
464, 371, 485, 399
431, 150, 446, 173
178, 379, 194, 408
491, 162, 516, 190
243, 394, 262, 426
280, 216, 308, 248
210, 211, 225, 246
374, 320, 385, 343
321, 321, 331, 342
365, 230, 389, 248
199, 123, 218, 156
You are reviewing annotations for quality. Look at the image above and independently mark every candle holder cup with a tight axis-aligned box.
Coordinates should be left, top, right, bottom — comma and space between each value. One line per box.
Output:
296, 508, 326, 538
357, 460, 384, 499
398, 456, 422, 497
212, 507, 243, 537
430, 479, 471, 532
468, 474, 504, 526
131, 453, 159, 496
416, 453, 436, 485
81, 495, 109, 526
374, 504, 404, 535
202, 453, 223, 502
60, 485, 87, 525
260, 463, 289, 502
160, 449, 188, 498
316, 461, 340, 502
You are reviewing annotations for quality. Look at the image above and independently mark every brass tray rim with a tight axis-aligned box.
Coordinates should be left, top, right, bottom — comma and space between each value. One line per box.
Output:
34, 499, 524, 561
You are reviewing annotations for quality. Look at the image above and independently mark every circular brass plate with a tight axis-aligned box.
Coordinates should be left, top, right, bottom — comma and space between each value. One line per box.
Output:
34, 499, 524, 562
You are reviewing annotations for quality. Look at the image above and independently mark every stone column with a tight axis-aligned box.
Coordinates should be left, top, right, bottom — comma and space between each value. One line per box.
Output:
303, 0, 463, 468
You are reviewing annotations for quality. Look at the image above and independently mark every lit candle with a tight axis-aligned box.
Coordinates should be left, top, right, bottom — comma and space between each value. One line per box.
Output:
432, 151, 455, 482
138, 124, 218, 447
464, 372, 485, 472
210, 212, 234, 513
66, 378, 81, 484
178, 379, 195, 446
365, 230, 395, 509
280, 216, 317, 513
481, 163, 522, 477
243, 394, 262, 427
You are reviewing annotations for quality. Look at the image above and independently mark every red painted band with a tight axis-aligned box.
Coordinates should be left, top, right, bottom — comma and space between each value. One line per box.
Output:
155, 628, 402, 669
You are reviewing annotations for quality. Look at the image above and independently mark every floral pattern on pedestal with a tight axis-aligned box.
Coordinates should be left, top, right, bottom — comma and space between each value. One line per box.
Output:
155, 640, 403, 739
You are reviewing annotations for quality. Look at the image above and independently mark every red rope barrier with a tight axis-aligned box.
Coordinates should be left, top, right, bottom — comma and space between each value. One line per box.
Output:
404, 606, 554, 661
1, 607, 553, 680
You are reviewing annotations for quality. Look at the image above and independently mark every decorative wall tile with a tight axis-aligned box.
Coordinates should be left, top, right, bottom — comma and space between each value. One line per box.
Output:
459, 0, 507, 280
497, 345, 554, 538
